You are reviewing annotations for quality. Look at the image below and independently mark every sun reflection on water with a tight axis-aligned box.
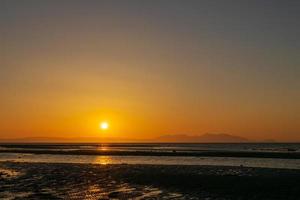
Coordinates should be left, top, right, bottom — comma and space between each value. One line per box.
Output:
97, 145, 109, 151
94, 156, 112, 165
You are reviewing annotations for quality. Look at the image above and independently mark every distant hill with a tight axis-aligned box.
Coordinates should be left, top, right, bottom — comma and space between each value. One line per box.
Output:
260, 139, 277, 143
154, 133, 249, 143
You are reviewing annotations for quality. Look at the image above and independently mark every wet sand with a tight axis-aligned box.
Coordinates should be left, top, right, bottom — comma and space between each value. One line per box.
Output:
1, 162, 300, 199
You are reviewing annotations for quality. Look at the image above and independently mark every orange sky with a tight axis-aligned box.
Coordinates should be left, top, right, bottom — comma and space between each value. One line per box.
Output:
1, 1, 299, 142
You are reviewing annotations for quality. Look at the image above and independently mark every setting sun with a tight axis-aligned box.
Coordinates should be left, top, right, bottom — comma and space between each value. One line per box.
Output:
100, 122, 109, 130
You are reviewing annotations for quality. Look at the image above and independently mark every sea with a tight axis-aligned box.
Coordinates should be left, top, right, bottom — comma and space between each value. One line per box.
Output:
1, 143, 300, 169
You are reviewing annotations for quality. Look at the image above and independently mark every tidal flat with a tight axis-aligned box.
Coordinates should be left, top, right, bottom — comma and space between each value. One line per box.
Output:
1, 162, 300, 199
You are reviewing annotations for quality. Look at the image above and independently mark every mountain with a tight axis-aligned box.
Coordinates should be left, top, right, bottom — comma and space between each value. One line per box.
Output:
154, 133, 249, 143
260, 139, 277, 143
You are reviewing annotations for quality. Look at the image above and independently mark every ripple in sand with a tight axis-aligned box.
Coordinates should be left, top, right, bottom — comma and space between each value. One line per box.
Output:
0, 168, 21, 179
0, 191, 33, 200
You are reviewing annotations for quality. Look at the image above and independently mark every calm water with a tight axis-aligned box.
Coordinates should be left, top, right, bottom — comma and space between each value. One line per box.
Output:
1, 143, 300, 169
1, 143, 300, 152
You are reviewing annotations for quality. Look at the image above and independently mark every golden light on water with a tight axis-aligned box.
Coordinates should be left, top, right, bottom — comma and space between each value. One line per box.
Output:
98, 146, 109, 151
95, 156, 112, 165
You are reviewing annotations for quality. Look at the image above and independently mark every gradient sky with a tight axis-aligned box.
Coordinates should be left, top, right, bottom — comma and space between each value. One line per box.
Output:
1, 0, 300, 141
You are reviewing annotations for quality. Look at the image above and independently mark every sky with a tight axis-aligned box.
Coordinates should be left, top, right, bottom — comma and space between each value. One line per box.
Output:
1, 0, 300, 142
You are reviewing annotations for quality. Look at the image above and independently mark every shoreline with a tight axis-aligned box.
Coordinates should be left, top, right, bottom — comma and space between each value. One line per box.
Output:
1, 148, 300, 159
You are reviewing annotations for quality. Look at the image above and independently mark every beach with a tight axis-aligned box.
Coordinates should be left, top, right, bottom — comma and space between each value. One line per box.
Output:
1, 162, 300, 199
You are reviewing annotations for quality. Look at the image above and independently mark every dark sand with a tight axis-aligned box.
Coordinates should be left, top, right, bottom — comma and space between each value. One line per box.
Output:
1, 162, 300, 199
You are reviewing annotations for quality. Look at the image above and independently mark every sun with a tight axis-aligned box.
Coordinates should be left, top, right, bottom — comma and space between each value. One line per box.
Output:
100, 122, 109, 130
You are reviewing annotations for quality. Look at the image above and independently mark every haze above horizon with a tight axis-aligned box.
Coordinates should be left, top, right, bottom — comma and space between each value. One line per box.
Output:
1, 0, 299, 142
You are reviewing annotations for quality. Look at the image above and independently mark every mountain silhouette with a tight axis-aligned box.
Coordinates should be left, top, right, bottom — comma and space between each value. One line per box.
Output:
154, 133, 249, 143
